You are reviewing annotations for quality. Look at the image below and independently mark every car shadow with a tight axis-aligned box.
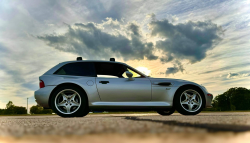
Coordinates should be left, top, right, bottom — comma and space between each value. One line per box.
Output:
124, 116, 250, 133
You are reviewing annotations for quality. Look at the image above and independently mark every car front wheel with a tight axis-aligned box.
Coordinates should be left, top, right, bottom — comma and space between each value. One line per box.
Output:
50, 86, 89, 118
174, 86, 204, 115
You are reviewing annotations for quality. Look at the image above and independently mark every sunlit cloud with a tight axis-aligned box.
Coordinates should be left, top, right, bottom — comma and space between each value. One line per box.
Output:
136, 67, 151, 76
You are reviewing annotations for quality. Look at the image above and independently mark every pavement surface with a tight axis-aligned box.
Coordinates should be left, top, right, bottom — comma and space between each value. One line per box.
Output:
1, 112, 250, 143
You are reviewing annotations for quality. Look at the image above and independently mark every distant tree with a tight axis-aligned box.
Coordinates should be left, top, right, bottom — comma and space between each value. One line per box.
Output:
212, 93, 231, 111
228, 87, 250, 110
211, 87, 250, 111
30, 105, 53, 114
3, 101, 27, 114
13, 106, 27, 114
42, 109, 53, 114
6, 101, 15, 109
30, 105, 43, 114
5, 101, 15, 114
0, 109, 5, 115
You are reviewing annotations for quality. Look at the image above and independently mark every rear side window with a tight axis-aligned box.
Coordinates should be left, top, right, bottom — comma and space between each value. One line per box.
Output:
54, 62, 96, 77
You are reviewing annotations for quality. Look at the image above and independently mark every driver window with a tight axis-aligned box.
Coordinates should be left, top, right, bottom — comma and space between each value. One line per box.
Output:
122, 66, 145, 78
94, 62, 145, 78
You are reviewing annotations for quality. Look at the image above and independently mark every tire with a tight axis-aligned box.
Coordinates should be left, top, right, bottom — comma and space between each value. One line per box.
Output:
76, 109, 89, 117
157, 108, 175, 116
50, 85, 89, 118
174, 86, 205, 115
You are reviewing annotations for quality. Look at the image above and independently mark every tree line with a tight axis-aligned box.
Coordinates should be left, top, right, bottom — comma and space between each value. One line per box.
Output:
206, 87, 250, 111
0, 101, 27, 115
0, 101, 53, 115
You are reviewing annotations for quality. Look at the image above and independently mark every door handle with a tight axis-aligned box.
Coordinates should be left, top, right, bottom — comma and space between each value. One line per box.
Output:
99, 81, 109, 84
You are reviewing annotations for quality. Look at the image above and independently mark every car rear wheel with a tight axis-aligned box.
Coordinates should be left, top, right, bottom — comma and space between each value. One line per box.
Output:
50, 86, 89, 118
174, 86, 204, 115
157, 108, 175, 116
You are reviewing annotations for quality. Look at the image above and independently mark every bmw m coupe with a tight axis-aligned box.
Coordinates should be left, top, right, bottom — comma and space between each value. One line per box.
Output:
35, 57, 213, 117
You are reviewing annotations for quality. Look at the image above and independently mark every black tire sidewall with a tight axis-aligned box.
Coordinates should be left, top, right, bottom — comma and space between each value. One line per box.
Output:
50, 86, 89, 117
174, 86, 205, 115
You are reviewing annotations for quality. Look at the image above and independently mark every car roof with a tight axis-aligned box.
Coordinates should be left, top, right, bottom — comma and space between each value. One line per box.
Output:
59, 60, 127, 65
43, 60, 138, 75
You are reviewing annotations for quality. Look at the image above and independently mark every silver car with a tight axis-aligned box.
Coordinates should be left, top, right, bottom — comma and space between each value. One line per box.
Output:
34, 57, 213, 117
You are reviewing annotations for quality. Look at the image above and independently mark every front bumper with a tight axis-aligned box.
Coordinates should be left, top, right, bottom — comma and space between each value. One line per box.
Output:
34, 86, 55, 108
205, 93, 213, 108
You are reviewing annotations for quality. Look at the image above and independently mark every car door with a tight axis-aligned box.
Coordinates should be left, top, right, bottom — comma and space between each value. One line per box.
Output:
95, 62, 152, 101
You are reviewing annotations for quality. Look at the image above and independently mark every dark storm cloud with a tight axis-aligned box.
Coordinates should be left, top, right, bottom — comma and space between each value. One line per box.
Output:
128, 23, 141, 36
149, 20, 223, 63
165, 61, 185, 75
38, 22, 157, 61
160, 53, 174, 63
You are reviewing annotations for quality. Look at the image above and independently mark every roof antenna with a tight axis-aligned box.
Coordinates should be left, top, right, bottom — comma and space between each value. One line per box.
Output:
110, 58, 115, 61
77, 57, 82, 61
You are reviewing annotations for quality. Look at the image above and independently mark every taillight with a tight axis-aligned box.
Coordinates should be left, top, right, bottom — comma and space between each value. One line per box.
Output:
207, 94, 212, 96
39, 80, 45, 88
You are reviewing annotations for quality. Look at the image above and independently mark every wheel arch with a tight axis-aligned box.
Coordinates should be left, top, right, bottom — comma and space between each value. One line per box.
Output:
49, 82, 89, 108
172, 84, 206, 108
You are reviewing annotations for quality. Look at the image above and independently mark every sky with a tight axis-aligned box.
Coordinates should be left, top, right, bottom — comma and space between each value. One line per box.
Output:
0, 0, 250, 109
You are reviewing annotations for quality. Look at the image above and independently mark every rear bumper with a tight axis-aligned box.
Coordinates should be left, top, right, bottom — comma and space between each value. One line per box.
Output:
34, 86, 55, 108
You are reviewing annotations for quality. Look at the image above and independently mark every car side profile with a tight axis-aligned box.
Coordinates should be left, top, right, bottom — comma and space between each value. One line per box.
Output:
34, 57, 213, 117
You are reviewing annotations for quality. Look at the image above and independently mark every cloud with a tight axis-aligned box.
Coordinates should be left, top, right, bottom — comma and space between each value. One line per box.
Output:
38, 18, 223, 65
38, 20, 158, 61
160, 53, 174, 63
227, 72, 250, 79
200, 62, 250, 74
127, 23, 141, 37
165, 61, 185, 75
37, 18, 223, 75
146, 13, 156, 21
149, 20, 223, 63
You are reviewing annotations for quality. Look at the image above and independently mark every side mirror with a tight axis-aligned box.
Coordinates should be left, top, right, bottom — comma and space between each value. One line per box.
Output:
126, 71, 134, 81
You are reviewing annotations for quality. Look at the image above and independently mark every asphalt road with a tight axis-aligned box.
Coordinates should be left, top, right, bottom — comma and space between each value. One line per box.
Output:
1, 112, 250, 143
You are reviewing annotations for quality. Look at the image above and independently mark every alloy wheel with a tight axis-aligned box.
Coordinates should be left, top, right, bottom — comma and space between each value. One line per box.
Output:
180, 89, 202, 112
55, 89, 81, 114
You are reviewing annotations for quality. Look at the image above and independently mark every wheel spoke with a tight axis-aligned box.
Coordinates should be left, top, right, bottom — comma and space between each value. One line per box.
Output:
61, 93, 68, 101
181, 100, 189, 105
187, 104, 193, 111
65, 105, 71, 113
71, 101, 80, 107
193, 100, 200, 105
70, 93, 77, 101
57, 100, 66, 107
191, 94, 196, 100
184, 93, 191, 99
